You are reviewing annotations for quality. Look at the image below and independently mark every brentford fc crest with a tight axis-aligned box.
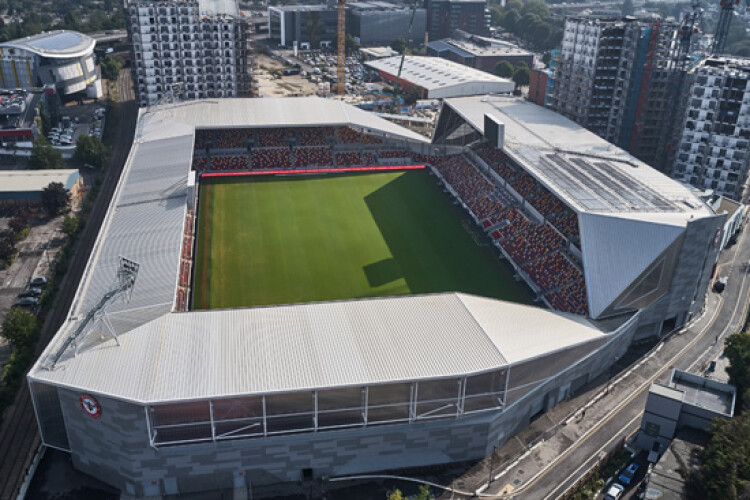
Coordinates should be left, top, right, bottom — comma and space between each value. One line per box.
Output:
80, 394, 101, 418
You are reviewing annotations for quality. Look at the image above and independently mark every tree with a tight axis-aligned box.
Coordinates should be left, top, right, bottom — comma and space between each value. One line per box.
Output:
494, 61, 515, 78
414, 484, 433, 500
0, 234, 14, 263
74, 134, 107, 167
698, 413, 750, 500
403, 85, 422, 106
8, 214, 28, 235
62, 215, 80, 237
0, 307, 37, 346
725, 331, 750, 410
387, 490, 406, 500
542, 51, 552, 65
28, 137, 64, 169
99, 54, 124, 81
391, 37, 407, 54
345, 34, 359, 51
621, 0, 635, 15
513, 65, 531, 86
41, 182, 69, 217
501, 9, 521, 31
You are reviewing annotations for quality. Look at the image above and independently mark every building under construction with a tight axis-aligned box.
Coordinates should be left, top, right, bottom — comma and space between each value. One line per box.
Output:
553, 17, 681, 172
671, 57, 750, 200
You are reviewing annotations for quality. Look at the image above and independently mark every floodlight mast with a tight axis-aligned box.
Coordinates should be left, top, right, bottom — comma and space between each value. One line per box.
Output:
43, 256, 140, 370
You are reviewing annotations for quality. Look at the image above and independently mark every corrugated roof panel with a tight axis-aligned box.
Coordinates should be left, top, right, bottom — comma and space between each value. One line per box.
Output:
30, 294, 610, 403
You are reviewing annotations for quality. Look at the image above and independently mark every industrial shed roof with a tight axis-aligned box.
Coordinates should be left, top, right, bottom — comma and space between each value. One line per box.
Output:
365, 56, 515, 98
0, 169, 80, 193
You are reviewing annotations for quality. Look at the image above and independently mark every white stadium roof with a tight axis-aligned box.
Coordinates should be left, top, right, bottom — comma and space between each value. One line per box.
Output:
440, 96, 719, 318
365, 56, 515, 99
139, 97, 428, 142
0, 30, 95, 59
31, 293, 609, 403
29, 96, 619, 403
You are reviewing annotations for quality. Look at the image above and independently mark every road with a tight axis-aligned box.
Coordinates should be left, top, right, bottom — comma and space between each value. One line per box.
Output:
0, 69, 137, 500
427, 213, 750, 500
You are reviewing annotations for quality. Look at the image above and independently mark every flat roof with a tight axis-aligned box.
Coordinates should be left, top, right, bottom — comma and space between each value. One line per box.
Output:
0, 169, 80, 193
431, 38, 533, 58
366, 56, 514, 94
670, 370, 736, 416
198, 0, 239, 16
31, 293, 609, 403
0, 30, 95, 59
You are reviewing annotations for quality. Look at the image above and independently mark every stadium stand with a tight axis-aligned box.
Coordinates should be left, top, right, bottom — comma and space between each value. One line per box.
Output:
335, 151, 362, 166
427, 151, 588, 315
294, 147, 334, 167
252, 148, 292, 169
209, 155, 250, 171
191, 128, 588, 315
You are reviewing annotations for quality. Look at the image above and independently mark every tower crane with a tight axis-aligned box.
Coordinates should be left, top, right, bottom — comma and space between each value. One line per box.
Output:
713, 0, 749, 54
391, 0, 421, 114
337, 0, 346, 94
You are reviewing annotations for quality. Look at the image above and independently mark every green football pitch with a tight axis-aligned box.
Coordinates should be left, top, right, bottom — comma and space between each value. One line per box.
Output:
193, 170, 532, 309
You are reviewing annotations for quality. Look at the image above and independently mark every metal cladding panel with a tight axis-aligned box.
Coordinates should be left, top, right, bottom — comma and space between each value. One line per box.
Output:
580, 213, 685, 319
365, 57, 513, 94
156, 97, 428, 143
457, 294, 607, 364
25, 293, 617, 403
439, 96, 714, 219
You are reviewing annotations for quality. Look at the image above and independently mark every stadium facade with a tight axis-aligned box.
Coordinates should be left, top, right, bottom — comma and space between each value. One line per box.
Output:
28, 97, 724, 497
0, 30, 101, 98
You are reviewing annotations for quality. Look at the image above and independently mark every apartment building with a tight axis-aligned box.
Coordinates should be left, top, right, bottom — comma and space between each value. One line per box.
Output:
672, 57, 750, 200
553, 17, 680, 171
126, 0, 250, 106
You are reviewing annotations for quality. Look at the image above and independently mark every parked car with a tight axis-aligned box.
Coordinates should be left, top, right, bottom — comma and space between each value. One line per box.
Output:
604, 483, 625, 500
18, 287, 42, 298
619, 462, 639, 485
13, 296, 39, 308
29, 276, 48, 287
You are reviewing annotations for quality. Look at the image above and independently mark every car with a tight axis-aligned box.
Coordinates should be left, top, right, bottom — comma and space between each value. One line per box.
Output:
18, 287, 42, 298
29, 276, 47, 287
604, 483, 625, 500
13, 296, 38, 308
619, 462, 639, 485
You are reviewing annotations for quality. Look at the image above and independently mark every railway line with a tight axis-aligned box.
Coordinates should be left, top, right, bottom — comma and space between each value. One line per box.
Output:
0, 70, 136, 500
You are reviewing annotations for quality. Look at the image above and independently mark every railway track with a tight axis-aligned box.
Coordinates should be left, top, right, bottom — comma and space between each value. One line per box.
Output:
0, 70, 136, 500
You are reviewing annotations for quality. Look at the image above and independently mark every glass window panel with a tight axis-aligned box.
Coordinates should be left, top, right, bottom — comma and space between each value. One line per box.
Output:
317, 409, 364, 428
152, 401, 210, 426
367, 404, 410, 423
465, 370, 506, 396
154, 423, 212, 443
317, 387, 363, 411
266, 413, 314, 433
367, 383, 411, 407
463, 394, 503, 413
215, 418, 264, 438
265, 392, 313, 415
417, 378, 460, 402
212, 397, 263, 420
416, 400, 458, 419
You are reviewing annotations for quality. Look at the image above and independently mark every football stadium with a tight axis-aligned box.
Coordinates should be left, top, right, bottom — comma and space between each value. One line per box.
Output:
28, 96, 725, 496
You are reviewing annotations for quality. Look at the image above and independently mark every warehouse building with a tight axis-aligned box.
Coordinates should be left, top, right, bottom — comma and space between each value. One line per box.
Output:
0, 169, 82, 204
365, 56, 514, 98
427, 37, 534, 73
